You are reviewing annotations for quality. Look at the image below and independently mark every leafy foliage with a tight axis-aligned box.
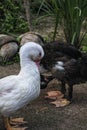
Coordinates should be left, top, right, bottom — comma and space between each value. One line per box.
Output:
0, 0, 28, 34
58, 0, 87, 48
0, 0, 87, 49
38, 0, 87, 48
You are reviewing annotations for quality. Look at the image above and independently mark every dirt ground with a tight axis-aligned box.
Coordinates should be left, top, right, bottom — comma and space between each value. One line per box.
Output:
0, 63, 87, 130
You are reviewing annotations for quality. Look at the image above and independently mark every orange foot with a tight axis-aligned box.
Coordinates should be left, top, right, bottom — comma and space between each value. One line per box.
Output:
10, 118, 27, 126
3, 117, 27, 130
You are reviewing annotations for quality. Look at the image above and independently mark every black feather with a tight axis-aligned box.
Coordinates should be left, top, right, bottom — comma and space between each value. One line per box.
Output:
40, 41, 87, 101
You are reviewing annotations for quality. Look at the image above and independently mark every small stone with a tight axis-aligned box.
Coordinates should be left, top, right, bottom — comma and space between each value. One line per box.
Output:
0, 42, 19, 60
19, 32, 45, 46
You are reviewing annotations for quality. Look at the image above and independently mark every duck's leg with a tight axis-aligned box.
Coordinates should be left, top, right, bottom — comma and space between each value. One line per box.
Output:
61, 80, 66, 95
3, 116, 12, 130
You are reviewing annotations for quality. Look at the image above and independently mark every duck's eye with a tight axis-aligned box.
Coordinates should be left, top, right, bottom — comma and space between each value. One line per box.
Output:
39, 52, 41, 56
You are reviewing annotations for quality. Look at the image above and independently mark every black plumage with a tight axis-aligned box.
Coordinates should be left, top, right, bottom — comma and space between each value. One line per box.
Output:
40, 74, 53, 89
40, 41, 87, 101
41, 41, 82, 70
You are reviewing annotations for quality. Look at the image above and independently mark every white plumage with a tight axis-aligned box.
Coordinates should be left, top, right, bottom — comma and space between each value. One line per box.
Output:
0, 42, 44, 129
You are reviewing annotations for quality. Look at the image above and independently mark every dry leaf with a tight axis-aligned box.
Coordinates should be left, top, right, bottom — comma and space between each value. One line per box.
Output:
39, 107, 48, 111
45, 90, 64, 100
51, 98, 70, 107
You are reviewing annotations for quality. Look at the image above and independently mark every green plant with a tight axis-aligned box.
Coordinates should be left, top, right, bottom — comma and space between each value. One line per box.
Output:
81, 34, 87, 52
58, 0, 87, 48
38, 0, 87, 49
0, 0, 28, 34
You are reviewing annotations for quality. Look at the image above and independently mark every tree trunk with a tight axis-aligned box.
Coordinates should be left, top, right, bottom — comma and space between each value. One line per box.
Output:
23, 0, 33, 31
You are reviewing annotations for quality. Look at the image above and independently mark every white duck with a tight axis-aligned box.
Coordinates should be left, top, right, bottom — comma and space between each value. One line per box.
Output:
0, 42, 44, 130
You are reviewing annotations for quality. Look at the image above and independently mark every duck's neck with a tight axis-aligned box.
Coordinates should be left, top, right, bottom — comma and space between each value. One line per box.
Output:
20, 57, 35, 68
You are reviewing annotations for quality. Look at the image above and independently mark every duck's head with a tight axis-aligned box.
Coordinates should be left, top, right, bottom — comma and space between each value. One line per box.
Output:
19, 42, 44, 67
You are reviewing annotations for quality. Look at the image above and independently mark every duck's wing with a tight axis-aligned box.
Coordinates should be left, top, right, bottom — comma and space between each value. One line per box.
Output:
0, 75, 17, 93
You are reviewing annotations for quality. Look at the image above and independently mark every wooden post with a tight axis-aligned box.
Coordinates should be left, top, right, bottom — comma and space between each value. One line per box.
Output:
23, 0, 33, 31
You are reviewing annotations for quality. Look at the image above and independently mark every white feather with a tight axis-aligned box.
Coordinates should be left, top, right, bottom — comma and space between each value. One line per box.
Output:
0, 42, 44, 117
57, 61, 64, 66
53, 65, 64, 70
53, 61, 64, 71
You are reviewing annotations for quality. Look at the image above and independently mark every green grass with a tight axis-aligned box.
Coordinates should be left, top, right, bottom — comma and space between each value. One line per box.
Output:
38, 0, 87, 48
81, 34, 87, 52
